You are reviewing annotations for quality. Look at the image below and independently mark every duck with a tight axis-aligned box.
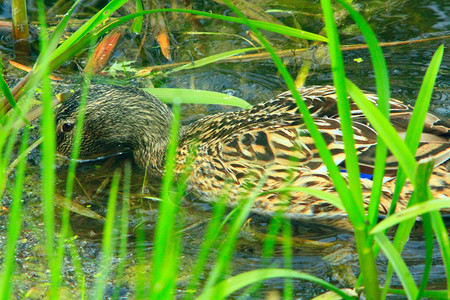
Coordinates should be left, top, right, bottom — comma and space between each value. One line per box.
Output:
55, 84, 450, 229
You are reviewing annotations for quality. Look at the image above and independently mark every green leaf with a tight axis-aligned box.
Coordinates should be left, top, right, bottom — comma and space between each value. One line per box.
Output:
0, 74, 28, 124
142, 88, 252, 109
259, 187, 345, 211
196, 269, 355, 300
168, 47, 262, 74
345, 80, 417, 181
50, 0, 129, 60
374, 233, 418, 299
371, 199, 450, 234
131, 0, 144, 34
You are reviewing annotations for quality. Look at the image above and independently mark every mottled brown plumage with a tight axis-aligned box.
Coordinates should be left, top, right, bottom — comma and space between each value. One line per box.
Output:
55, 84, 450, 229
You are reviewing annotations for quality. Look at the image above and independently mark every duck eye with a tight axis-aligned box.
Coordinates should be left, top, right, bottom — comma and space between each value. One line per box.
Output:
62, 123, 74, 132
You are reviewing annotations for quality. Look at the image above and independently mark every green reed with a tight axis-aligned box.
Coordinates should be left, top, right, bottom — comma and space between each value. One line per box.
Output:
11, 0, 29, 40
93, 171, 121, 299
36, 0, 60, 297
0, 126, 28, 297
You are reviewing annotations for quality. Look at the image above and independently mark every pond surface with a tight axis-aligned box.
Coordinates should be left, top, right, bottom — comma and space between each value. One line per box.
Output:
0, 0, 449, 298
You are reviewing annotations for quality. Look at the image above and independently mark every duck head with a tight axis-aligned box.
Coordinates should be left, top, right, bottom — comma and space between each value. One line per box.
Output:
55, 84, 173, 172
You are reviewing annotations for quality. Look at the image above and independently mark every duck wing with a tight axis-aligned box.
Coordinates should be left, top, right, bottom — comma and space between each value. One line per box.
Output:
271, 86, 450, 175
179, 108, 380, 226
177, 86, 449, 228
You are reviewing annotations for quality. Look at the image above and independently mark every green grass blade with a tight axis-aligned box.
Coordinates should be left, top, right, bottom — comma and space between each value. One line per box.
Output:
149, 104, 182, 298
113, 161, 131, 299
196, 269, 355, 300
36, 0, 82, 67
429, 209, 450, 298
0, 126, 21, 194
336, 0, 390, 227
36, 0, 60, 296
0, 127, 28, 297
93, 170, 121, 299
167, 47, 262, 74
50, 0, 129, 60
203, 175, 269, 293
0, 73, 28, 124
384, 45, 447, 298
380, 159, 434, 297
387, 288, 448, 299
390, 44, 444, 212
374, 233, 418, 299
131, 0, 144, 34
142, 88, 252, 109
183, 194, 229, 299
410, 158, 435, 299
403, 44, 443, 159
345, 80, 417, 180
370, 198, 449, 233
66, 232, 87, 297
240, 213, 283, 299
321, 1, 380, 296
259, 187, 345, 211
320, 0, 363, 213
418, 212, 434, 299
282, 219, 293, 299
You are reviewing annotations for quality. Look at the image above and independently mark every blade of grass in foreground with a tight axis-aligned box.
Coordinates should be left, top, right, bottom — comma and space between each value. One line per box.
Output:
197, 269, 355, 300
345, 81, 417, 180
49, 0, 129, 61
239, 212, 283, 299
149, 104, 182, 298
166, 47, 262, 74
56, 48, 95, 298
370, 198, 450, 232
66, 232, 87, 298
387, 288, 448, 299
320, 0, 363, 213
282, 219, 293, 299
202, 174, 269, 296
142, 88, 252, 109
0, 126, 29, 298
390, 44, 444, 210
382, 45, 447, 299
0, 125, 21, 194
0, 72, 28, 123
93, 170, 121, 299
320, 0, 381, 297
336, 0, 390, 228
183, 193, 228, 299
36, 0, 60, 296
374, 233, 418, 299
113, 161, 131, 299
412, 158, 437, 300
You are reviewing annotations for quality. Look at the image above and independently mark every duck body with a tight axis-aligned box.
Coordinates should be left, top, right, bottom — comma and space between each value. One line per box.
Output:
55, 85, 450, 228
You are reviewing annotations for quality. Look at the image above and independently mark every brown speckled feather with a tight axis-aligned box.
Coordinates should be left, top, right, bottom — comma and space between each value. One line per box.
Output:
176, 86, 449, 229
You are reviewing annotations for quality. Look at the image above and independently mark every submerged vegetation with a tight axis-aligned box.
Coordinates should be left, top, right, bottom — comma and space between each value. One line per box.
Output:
0, 0, 448, 299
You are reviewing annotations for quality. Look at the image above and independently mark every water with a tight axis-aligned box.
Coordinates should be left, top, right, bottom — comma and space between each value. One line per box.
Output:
0, 0, 449, 298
